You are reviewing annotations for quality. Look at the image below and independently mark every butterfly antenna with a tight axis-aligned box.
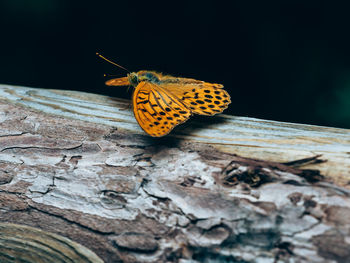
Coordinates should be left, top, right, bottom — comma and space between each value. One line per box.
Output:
96, 53, 130, 73
103, 73, 122, 77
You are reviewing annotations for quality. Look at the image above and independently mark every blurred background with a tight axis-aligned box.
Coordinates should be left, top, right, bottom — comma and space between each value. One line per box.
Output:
0, 0, 349, 129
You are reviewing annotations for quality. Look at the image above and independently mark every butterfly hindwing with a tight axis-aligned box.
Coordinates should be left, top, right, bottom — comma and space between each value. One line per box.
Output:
133, 81, 191, 137
159, 79, 231, 116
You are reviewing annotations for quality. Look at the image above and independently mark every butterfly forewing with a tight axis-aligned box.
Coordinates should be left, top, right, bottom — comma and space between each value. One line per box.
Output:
133, 81, 191, 137
105, 77, 130, 86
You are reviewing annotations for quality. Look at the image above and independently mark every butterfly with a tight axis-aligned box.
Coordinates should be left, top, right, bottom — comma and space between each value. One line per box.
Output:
98, 54, 231, 137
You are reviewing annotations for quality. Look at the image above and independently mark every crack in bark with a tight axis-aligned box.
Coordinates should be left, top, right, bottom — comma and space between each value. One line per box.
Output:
0, 143, 83, 152
282, 154, 326, 167
286, 221, 322, 237
0, 132, 28, 138
28, 174, 56, 195
141, 184, 194, 223
28, 205, 115, 235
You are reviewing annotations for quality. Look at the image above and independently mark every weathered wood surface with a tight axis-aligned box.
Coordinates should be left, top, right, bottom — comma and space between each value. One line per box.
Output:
0, 84, 350, 263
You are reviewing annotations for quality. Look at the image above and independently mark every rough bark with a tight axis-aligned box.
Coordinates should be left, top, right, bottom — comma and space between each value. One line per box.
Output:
0, 84, 349, 263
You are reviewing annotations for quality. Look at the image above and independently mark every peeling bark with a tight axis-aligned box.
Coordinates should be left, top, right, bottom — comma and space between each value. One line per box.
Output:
0, 85, 349, 263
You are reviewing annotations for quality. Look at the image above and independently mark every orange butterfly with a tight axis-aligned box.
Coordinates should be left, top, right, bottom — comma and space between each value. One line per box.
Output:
98, 54, 231, 137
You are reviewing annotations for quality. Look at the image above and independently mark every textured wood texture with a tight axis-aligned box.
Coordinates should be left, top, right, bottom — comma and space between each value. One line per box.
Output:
0, 84, 350, 263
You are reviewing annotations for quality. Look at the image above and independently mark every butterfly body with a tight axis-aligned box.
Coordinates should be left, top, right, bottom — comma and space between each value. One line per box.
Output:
105, 71, 231, 137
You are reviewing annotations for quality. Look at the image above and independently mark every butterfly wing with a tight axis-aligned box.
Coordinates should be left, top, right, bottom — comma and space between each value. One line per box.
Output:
159, 75, 223, 88
105, 77, 130, 86
133, 81, 191, 137
159, 77, 231, 116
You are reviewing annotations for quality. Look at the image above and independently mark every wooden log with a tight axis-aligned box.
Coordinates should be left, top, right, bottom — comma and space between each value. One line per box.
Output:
0, 84, 349, 263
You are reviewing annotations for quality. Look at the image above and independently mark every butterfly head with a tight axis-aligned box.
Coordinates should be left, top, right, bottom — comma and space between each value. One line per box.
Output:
127, 72, 139, 87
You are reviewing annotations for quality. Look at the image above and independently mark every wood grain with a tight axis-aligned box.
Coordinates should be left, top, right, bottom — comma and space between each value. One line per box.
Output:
0, 223, 103, 263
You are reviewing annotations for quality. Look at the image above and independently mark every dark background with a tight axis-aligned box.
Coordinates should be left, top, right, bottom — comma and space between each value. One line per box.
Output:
0, 1, 349, 129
